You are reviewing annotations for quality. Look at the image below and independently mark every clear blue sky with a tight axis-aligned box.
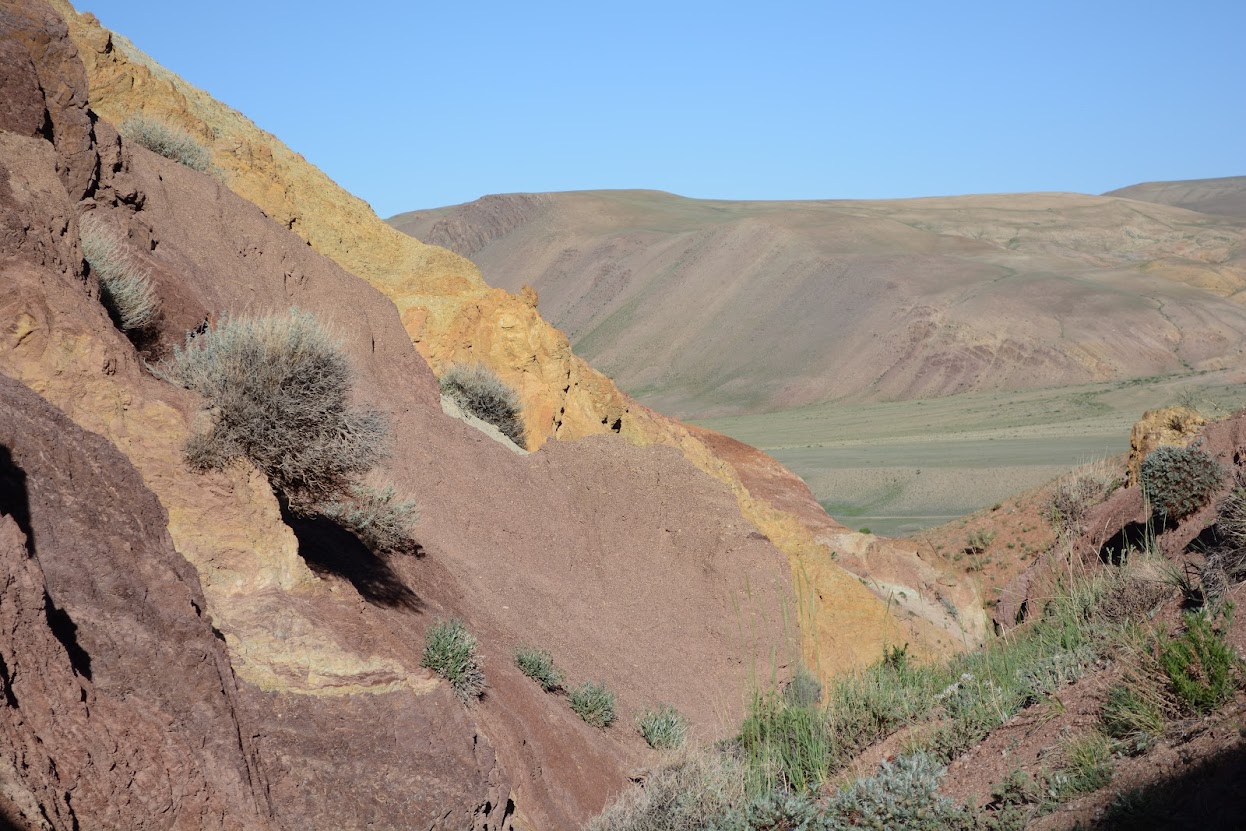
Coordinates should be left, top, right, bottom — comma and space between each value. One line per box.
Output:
82, 1, 1245, 218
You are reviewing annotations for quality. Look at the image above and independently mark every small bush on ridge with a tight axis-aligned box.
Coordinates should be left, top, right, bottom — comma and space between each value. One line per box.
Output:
570, 681, 617, 728
1049, 732, 1113, 800
440, 363, 527, 447
514, 645, 563, 692
637, 705, 688, 750
162, 309, 388, 510
1141, 444, 1223, 522
319, 483, 417, 554
80, 217, 159, 332
121, 115, 213, 172
421, 618, 485, 703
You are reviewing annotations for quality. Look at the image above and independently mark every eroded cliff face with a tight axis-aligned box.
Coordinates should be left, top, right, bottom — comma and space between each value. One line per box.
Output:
38, 1, 985, 675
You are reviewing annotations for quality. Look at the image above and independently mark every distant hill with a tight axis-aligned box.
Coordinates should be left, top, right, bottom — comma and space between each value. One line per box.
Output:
390, 189, 1246, 420
1106, 175, 1246, 218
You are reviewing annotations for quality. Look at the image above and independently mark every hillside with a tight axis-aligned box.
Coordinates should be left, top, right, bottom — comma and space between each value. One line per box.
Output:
390, 189, 1246, 420
1106, 175, 1246, 219
0, 1, 993, 827
33, 0, 989, 692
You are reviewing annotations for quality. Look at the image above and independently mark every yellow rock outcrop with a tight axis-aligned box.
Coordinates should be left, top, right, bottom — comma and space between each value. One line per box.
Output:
1127, 406, 1208, 486
47, 0, 971, 676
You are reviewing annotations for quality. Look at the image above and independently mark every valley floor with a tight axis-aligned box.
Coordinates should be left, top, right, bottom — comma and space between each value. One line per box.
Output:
695, 370, 1246, 536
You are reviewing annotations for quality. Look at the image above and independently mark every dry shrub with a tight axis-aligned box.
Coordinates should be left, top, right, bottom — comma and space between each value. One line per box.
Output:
120, 115, 213, 173
162, 309, 388, 509
586, 749, 744, 831
1047, 460, 1120, 534
80, 216, 159, 332
440, 363, 527, 447
319, 483, 417, 554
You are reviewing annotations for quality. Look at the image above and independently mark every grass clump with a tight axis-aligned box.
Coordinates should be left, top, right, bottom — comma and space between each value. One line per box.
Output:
1047, 462, 1119, 534
637, 705, 689, 750
782, 666, 824, 708
1048, 731, 1113, 801
319, 483, 417, 554
737, 691, 832, 795
1157, 606, 1239, 715
514, 645, 563, 692
80, 216, 159, 333
421, 618, 485, 703
439, 363, 527, 447
1141, 444, 1223, 522
120, 115, 213, 172
1101, 682, 1167, 752
161, 309, 388, 510
570, 681, 617, 728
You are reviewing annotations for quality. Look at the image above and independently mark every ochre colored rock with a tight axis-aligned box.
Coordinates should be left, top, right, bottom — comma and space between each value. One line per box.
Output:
1126, 406, 1207, 486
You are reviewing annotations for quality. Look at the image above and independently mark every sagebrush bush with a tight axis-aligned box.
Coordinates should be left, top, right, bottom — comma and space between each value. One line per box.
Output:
421, 618, 485, 703
586, 751, 744, 831
570, 681, 617, 728
824, 753, 974, 830
716, 790, 821, 831
80, 217, 159, 332
1157, 608, 1239, 714
1140, 444, 1223, 521
162, 310, 388, 509
637, 705, 689, 750
319, 483, 417, 554
514, 645, 563, 692
439, 363, 527, 447
120, 115, 213, 172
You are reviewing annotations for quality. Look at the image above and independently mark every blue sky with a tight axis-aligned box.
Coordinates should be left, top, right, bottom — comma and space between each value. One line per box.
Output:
83, 1, 1245, 218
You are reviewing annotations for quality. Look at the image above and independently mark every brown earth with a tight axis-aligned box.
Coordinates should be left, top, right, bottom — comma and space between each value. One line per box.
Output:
35, 0, 977, 688
389, 189, 1246, 421
1106, 175, 1246, 219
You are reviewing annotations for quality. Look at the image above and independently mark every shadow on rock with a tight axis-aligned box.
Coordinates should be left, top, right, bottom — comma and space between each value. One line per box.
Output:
282, 504, 424, 613
1095, 742, 1246, 830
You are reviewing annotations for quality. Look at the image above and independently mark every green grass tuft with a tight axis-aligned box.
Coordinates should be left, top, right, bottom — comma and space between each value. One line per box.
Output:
636, 705, 688, 750
514, 645, 563, 692
421, 618, 485, 703
569, 681, 616, 728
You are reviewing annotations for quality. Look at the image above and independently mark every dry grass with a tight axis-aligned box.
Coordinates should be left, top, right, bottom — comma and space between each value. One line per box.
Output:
80, 216, 159, 332
120, 115, 213, 173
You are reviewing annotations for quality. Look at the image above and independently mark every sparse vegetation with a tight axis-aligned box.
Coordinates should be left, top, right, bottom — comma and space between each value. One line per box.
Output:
964, 528, 995, 554
782, 666, 823, 708
514, 645, 563, 692
1140, 444, 1223, 522
1047, 461, 1120, 533
120, 114, 214, 172
162, 310, 389, 510
421, 618, 485, 703
585, 751, 743, 831
637, 705, 688, 750
80, 217, 159, 333
823, 753, 974, 830
439, 363, 527, 447
570, 681, 617, 728
1157, 606, 1239, 715
1101, 682, 1166, 752
1049, 731, 1113, 800
319, 483, 417, 554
